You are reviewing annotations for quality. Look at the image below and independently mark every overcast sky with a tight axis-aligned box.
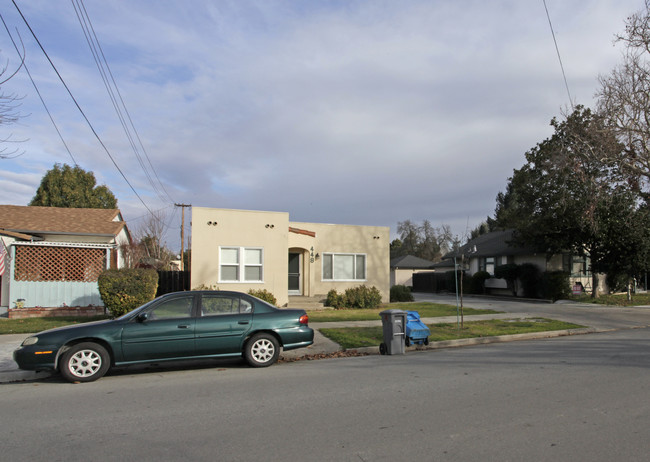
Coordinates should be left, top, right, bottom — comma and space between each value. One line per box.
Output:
0, 0, 643, 252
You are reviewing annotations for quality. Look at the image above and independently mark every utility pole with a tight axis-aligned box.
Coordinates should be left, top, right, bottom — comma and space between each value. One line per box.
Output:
175, 203, 191, 271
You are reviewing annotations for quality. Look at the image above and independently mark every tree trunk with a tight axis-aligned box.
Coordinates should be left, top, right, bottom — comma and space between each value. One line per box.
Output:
591, 272, 600, 299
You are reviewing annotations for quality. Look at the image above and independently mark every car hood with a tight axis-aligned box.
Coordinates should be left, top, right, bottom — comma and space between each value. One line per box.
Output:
36, 319, 117, 336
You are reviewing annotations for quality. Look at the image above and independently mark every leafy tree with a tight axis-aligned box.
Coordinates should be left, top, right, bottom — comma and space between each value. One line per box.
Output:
30, 163, 118, 208
389, 238, 404, 258
493, 107, 650, 297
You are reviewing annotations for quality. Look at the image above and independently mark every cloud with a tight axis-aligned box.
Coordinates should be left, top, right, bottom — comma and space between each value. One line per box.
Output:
0, 0, 643, 247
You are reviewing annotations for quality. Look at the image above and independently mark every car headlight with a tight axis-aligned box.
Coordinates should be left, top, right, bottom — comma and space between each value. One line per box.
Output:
22, 337, 38, 346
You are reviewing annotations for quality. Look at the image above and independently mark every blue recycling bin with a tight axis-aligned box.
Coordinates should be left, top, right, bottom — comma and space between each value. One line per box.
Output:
405, 311, 430, 347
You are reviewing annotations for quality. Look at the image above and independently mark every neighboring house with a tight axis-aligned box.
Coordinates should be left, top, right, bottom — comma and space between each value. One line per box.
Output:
444, 229, 602, 296
191, 207, 390, 306
0, 205, 131, 309
390, 255, 437, 287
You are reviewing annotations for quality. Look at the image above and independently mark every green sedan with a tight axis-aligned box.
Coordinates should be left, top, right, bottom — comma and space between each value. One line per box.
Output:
14, 290, 314, 383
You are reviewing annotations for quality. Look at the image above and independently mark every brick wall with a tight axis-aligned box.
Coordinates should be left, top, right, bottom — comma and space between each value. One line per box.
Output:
8, 306, 106, 319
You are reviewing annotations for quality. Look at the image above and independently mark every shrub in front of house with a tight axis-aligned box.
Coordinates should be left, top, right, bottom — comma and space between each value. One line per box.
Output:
494, 264, 520, 296
344, 285, 383, 308
325, 286, 383, 309
325, 289, 345, 309
98, 268, 159, 317
542, 271, 571, 301
248, 289, 278, 306
606, 272, 630, 293
469, 271, 491, 294
519, 263, 541, 298
390, 285, 414, 302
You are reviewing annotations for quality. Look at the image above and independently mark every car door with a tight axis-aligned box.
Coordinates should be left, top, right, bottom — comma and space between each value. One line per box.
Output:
121, 293, 197, 362
194, 293, 253, 355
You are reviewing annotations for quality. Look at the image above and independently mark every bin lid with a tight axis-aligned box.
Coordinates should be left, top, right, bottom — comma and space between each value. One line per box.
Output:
379, 309, 407, 315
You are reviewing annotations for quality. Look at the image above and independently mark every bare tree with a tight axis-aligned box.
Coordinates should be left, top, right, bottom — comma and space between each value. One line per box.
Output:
597, 0, 650, 193
0, 57, 25, 159
139, 210, 174, 270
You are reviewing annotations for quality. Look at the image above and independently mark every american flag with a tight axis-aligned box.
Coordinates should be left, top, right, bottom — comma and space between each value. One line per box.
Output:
0, 239, 7, 276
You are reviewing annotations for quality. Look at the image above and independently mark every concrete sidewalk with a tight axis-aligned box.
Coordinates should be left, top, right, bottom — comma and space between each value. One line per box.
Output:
0, 311, 606, 384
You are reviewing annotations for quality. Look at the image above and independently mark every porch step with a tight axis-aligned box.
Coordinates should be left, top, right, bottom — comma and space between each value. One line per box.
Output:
287, 296, 327, 310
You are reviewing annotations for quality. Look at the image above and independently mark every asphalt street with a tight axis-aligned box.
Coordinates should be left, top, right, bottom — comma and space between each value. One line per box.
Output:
2, 327, 649, 461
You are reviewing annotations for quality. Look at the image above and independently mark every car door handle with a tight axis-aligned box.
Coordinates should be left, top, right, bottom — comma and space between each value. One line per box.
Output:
178, 324, 190, 329
238, 321, 250, 325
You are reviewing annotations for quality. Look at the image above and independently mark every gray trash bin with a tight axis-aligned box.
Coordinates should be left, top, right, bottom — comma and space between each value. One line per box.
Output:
379, 309, 406, 355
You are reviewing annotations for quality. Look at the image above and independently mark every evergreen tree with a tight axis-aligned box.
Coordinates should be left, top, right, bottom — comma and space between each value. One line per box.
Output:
30, 163, 118, 209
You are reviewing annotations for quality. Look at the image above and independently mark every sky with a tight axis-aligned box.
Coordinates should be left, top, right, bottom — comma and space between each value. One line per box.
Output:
0, 0, 644, 253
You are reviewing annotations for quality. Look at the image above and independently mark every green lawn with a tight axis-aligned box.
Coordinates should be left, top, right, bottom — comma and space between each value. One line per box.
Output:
0, 316, 109, 335
319, 318, 585, 349
307, 302, 500, 322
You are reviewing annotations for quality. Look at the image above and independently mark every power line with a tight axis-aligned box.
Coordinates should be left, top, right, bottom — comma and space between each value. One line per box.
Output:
72, 0, 175, 204
10, 0, 156, 216
542, 0, 574, 109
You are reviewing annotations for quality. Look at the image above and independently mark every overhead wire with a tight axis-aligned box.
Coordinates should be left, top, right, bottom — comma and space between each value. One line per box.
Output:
10, 0, 156, 217
71, 0, 175, 205
0, 13, 79, 167
542, 0, 574, 109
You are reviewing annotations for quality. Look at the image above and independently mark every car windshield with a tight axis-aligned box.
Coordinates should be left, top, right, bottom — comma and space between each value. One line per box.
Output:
115, 298, 158, 321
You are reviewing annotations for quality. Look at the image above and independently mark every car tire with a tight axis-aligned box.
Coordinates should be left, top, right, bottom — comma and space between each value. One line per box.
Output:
59, 342, 110, 383
244, 333, 280, 367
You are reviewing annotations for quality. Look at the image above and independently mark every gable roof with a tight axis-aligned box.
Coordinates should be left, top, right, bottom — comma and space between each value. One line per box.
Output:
444, 229, 537, 260
390, 254, 437, 269
0, 205, 126, 237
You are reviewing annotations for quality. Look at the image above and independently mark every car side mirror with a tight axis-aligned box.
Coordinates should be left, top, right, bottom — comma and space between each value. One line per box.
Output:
137, 312, 149, 323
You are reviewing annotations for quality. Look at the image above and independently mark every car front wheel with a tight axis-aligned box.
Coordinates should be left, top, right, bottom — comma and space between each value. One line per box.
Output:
60, 342, 110, 383
244, 333, 280, 367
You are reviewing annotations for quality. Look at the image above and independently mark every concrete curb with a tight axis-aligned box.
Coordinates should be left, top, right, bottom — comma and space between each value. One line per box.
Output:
326, 327, 607, 357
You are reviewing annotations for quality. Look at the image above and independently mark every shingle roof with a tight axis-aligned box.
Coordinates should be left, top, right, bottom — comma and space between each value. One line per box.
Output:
390, 255, 437, 269
0, 205, 126, 237
444, 229, 536, 259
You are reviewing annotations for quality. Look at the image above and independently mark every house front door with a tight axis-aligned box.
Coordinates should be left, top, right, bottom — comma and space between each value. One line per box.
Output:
288, 252, 301, 295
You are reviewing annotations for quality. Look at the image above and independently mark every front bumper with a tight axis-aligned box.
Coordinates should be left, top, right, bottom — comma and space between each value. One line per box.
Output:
13, 345, 60, 372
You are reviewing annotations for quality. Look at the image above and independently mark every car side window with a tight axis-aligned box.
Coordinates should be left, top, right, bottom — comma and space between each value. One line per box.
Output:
241, 299, 252, 313
201, 295, 240, 316
148, 296, 194, 320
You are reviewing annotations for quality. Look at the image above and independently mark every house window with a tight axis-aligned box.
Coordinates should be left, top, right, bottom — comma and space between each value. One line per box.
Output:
219, 247, 263, 282
563, 254, 590, 277
479, 257, 496, 275
322, 253, 366, 281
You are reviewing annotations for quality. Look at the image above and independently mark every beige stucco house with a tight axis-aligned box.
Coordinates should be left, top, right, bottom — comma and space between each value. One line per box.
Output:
191, 207, 390, 306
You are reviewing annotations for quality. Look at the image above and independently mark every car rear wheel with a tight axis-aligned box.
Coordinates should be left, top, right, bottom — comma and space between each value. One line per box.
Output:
60, 342, 110, 383
244, 333, 280, 367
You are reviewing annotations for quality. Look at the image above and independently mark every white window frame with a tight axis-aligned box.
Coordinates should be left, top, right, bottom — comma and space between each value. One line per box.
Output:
322, 253, 367, 281
219, 246, 264, 283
